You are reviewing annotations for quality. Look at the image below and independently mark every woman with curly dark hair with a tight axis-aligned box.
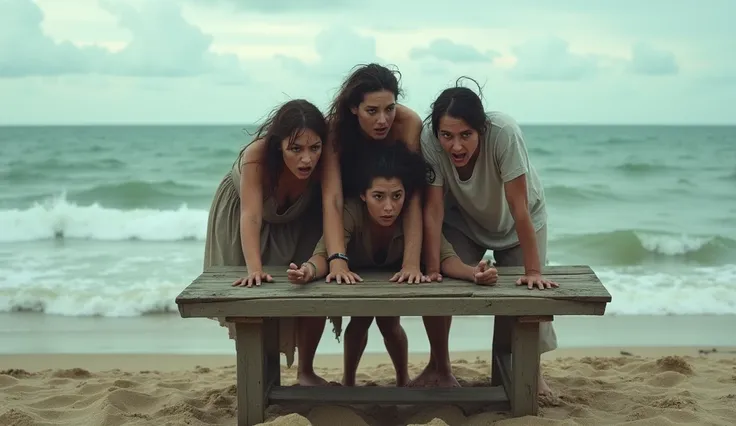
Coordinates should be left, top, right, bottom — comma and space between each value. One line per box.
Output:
203, 99, 330, 386
288, 141, 498, 386
319, 63, 427, 285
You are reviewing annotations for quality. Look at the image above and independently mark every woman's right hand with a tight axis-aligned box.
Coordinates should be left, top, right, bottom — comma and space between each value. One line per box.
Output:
325, 259, 362, 284
287, 262, 312, 285
473, 260, 498, 286
232, 270, 273, 287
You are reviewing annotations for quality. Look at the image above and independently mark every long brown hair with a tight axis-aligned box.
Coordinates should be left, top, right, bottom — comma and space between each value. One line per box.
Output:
326, 63, 402, 196
239, 99, 327, 192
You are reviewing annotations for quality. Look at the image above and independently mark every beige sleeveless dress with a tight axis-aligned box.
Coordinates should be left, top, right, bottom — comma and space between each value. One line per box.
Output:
203, 156, 324, 367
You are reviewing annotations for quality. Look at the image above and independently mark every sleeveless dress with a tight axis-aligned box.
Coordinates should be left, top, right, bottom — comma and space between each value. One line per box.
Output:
203, 156, 324, 367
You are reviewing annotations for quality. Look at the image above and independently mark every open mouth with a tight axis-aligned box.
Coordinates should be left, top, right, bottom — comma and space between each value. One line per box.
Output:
375, 127, 388, 135
297, 166, 312, 175
451, 153, 467, 163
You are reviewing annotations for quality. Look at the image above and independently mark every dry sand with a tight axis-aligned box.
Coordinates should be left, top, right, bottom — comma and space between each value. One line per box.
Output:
1, 348, 735, 425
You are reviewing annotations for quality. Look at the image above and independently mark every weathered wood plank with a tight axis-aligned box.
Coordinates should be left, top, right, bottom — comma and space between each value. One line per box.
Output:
178, 297, 607, 318
510, 321, 540, 416
177, 269, 611, 304
235, 321, 264, 425
496, 353, 513, 399
268, 385, 509, 406
263, 318, 280, 391
205, 265, 594, 276
491, 316, 513, 387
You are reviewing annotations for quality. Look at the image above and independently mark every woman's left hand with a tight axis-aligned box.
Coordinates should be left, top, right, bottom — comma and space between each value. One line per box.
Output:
516, 273, 559, 290
390, 266, 427, 284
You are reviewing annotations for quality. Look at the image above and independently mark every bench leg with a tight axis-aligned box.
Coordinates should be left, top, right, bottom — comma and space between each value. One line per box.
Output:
510, 319, 541, 417
263, 318, 281, 389
234, 319, 265, 426
491, 316, 513, 387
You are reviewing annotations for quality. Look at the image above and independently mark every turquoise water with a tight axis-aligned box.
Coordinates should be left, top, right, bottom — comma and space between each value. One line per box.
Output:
1, 124, 735, 317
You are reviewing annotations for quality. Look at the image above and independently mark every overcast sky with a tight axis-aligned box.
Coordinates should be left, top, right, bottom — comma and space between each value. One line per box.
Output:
0, 0, 733, 125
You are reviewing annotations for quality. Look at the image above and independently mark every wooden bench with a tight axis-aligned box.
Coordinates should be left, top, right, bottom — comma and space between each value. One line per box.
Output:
175, 265, 611, 426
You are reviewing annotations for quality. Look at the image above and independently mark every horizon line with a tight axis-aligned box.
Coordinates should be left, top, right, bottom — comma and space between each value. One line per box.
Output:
1, 122, 735, 127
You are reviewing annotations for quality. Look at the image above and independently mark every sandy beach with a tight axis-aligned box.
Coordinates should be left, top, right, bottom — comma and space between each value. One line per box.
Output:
2, 346, 735, 426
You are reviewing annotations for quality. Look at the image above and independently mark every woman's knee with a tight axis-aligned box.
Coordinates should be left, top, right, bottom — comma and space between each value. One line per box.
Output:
346, 316, 374, 334
298, 316, 326, 331
375, 316, 402, 337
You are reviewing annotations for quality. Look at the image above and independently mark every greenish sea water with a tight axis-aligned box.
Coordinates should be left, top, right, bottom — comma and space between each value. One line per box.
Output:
1, 124, 735, 317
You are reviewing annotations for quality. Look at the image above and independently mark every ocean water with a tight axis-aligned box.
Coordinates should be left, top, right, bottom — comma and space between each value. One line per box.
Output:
1, 124, 735, 319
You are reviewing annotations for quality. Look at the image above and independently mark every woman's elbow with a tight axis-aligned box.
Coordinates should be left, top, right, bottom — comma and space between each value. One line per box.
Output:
240, 211, 262, 230
509, 199, 531, 224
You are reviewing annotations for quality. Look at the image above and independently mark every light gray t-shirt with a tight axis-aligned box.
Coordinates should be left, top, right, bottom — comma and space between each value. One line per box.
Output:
421, 111, 547, 250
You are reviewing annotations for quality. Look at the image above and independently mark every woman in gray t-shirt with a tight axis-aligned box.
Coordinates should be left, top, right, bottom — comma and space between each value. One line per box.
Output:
412, 79, 558, 396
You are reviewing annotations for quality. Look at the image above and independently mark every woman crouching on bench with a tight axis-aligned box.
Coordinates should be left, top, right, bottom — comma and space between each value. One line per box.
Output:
287, 141, 499, 387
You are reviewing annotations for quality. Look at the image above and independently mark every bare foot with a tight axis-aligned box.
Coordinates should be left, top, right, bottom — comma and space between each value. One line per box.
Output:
430, 371, 461, 388
407, 365, 433, 387
538, 373, 553, 396
297, 371, 329, 386
408, 368, 460, 388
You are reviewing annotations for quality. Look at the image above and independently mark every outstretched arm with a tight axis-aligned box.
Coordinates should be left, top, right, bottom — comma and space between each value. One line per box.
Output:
438, 234, 497, 285
234, 141, 273, 287
320, 130, 361, 283
422, 185, 445, 279
393, 106, 425, 283
495, 120, 557, 290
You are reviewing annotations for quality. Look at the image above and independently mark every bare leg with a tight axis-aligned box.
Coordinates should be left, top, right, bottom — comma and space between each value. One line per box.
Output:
375, 317, 410, 386
342, 316, 373, 386
296, 316, 329, 386
538, 373, 552, 396
409, 315, 460, 387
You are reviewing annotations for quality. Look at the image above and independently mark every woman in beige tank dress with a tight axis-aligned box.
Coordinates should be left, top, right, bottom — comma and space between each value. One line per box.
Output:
203, 99, 330, 386
287, 142, 500, 387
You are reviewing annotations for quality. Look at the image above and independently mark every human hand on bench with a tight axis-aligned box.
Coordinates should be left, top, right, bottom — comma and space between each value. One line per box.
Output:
473, 259, 498, 286
286, 262, 315, 285
232, 271, 273, 287
516, 272, 559, 290
438, 256, 497, 285
325, 260, 363, 285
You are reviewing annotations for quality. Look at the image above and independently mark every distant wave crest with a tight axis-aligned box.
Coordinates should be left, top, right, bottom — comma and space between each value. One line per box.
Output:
552, 230, 736, 265
0, 193, 208, 242
68, 180, 207, 208
544, 184, 619, 202
615, 162, 676, 174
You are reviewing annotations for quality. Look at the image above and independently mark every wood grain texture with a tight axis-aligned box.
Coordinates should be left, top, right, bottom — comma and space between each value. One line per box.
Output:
176, 265, 611, 304
268, 385, 509, 406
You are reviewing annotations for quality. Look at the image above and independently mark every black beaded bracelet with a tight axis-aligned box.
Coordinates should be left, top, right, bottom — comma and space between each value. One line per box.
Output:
327, 253, 349, 264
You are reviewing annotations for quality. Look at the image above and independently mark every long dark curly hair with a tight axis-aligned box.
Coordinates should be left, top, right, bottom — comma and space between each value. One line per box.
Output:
355, 140, 435, 202
326, 63, 402, 196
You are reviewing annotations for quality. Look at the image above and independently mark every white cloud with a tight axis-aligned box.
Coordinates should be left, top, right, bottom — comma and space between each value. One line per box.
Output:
508, 37, 603, 81
0, 0, 105, 77
409, 39, 499, 64
0, 0, 734, 125
276, 26, 380, 79
0, 0, 245, 80
629, 42, 679, 76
